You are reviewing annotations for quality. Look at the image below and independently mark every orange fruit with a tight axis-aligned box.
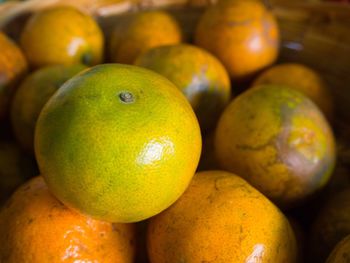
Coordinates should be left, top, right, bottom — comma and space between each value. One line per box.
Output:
0, 32, 28, 120
253, 63, 333, 119
309, 188, 350, 263
35, 64, 201, 223
11, 64, 87, 153
109, 10, 182, 64
20, 6, 104, 68
326, 235, 350, 263
0, 140, 37, 205
195, 0, 279, 80
147, 170, 298, 262
0, 176, 137, 262
134, 44, 231, 132
215, 85, 335, 207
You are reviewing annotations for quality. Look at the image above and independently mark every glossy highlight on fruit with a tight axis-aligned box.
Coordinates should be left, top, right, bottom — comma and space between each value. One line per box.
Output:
148, 170, 298, 262
215, 85, 336, 206
34, 64, 202, 223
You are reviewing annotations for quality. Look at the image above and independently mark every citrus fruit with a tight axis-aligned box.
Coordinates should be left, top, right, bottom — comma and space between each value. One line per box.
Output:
326, 235, 350, 263
0, 140, 37, 204
309, 188, 350, 263
253, 63, 333, 119
0, 32, 27, 120
20, 6, 104, 68
147, 170, 298, 262
34, 64, 201, 223
215, 85, 336, 206
0, 176, 137, 262
109, 10, 182, 64
134, 43, 231, 132
195, 0, 279, 80
11, 64, 87, 153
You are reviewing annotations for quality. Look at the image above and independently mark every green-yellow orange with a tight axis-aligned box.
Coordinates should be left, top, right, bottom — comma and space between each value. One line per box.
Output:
34, 64, 202, 223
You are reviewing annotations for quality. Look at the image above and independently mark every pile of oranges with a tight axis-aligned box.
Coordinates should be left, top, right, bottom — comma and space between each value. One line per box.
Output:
0, 0, 349, 262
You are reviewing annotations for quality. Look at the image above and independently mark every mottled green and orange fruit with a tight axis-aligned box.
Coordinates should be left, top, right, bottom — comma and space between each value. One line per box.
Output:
35, 64, 201, 223
195, 0, 279, 80
11, 64, 87, 153
109, 11, 182, 64
0, 176, 136, 262
309, 188, 350, 263
253, 63, 333, 120
135, 44, 231, 132
326, 235, 350, 263
20, 6, 103, 68
215, 85, 335, 207
0, 32, 27, 120
0, 140, 37, 205
148, 170, 298, 262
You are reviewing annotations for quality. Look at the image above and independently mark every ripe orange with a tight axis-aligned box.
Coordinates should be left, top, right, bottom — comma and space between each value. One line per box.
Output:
35, 64, 202, 223
20, 6, 104, 68
215, 85, 335, 206
195, 0, 279, 80
0, 176, 137, 262
253, 63, 333, 119
135, 44, 231, 132
148, 170, 297, 262
109, 10, 182, 64
0, 32, 28, 120
11, 64, 87, 153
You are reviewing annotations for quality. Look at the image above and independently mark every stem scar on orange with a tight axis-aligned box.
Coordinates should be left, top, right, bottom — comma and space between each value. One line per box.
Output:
34, 64, 202, 223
